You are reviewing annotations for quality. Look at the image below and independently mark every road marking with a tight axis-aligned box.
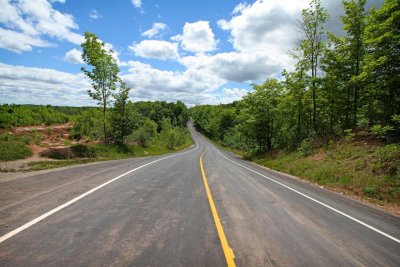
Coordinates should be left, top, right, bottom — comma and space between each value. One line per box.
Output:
216, 149, 400, 244
0, 137, 199, 244
200, 148, 236, 267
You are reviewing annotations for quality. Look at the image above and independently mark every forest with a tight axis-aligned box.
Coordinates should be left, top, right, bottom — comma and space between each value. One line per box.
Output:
191, 0, 399, 153
190, 0, 399, 203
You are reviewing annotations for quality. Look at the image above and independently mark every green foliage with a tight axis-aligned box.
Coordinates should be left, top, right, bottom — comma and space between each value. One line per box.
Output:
255, 142, 400, 203
0, 140, 32, 161
110, 82, 136, 145
0, 104, 74, 128
191, 0, 399, 157
344, 129, 355, 142
71, 109, 103, 140
297, 139, 314, 156
299, 0, 329, 131
81, 32, 120, 143
0, 133, 30, 144
133, 118, 158, 147
370, 124, 394, 140
157, 119, 191, 149
28, 159, 94, 171
362, 0, 400, 122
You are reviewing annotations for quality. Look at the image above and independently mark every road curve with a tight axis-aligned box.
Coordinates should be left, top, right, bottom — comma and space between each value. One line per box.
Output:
0, 123, 399, 266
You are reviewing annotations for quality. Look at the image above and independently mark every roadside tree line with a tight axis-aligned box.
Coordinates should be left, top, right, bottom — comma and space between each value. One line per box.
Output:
191, 0, 400, 153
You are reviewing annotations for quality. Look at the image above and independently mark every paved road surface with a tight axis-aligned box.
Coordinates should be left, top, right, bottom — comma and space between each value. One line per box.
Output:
0, 123, 399, 266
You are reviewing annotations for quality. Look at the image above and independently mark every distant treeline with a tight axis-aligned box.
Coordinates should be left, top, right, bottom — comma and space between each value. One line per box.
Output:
191, 0, 400, 153
70, 100, 190, 148
0, 101, 191, 150
0, 104, 92, 128
0, 101, 188, 129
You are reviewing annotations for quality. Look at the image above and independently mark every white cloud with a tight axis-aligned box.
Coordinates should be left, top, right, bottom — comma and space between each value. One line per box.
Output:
142, 22, 167, 38
89, 10, 102, 20
231, 3, 249, 15
218, 88, 248, 104
218, 0, 308, 55
120, 60, 226, 105
0, 28, 52, 53
172, 21, 218, 53
0, 0, 84, 53
129, 40, 179, 60
0, 62, 93, 106
64, 48, 83, 64
179, 51, 283, 83
131, 0, 142, 8
210, 0, 312, 81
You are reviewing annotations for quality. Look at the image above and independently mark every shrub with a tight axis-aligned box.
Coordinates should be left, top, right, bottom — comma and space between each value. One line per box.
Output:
370, 124, 394, 140
297, 139, 314, 157
0, 141, 32, 161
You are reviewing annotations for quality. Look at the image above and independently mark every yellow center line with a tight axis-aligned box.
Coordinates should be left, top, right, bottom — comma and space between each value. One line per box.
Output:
200, 148, 236, 267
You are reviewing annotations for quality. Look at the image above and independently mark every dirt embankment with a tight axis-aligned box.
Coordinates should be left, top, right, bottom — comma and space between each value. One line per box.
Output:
0, 123, 82, 171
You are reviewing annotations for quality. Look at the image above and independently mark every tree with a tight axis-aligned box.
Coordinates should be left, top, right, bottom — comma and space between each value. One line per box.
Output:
342, 0, 367, 123
136, 118, 158, 147
240, 79, 283, 151
362, 0, 400, 123
110, 82, 133, 145
81, 32, 120, 144
299, 0, 329, 131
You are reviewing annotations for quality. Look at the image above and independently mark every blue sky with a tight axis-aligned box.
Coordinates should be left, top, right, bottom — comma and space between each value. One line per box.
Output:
0, 0, 382, 106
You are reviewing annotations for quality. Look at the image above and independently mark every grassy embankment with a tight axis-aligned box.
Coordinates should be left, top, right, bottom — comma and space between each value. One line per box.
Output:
255, 143, 399, 204
213, 137, 399, 208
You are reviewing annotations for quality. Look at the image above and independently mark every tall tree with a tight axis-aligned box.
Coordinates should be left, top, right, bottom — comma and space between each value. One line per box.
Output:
362, 0, 400, 123
240, 79, 283, 151
111, 82, 132, 145
342, 0, 366, 123
81, 32, 120, 143
299, 0, 329, 131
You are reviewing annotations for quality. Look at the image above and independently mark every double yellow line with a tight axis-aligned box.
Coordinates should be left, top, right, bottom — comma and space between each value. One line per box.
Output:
200, 148, 236, 267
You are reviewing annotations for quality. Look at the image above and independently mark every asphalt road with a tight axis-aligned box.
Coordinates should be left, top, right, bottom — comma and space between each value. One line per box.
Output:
0, 123, 399, 266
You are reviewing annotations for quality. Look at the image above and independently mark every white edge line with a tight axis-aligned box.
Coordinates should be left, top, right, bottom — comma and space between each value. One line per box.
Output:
215, 148, 400, 244
0, 136, 199, 244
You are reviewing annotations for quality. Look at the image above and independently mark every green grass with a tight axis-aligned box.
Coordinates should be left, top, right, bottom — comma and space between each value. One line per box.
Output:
25, 137, 194, 171
28, 159, 95, 171
254, 143, 400, 204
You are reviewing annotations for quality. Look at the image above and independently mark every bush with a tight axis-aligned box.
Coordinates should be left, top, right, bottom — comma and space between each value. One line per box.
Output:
132, 119, 158, 147
370, 124, 394, 140
0, 141, 32, 161
0, 133, 30, 144
297, 139, 314, 157
71, 144, 96, 158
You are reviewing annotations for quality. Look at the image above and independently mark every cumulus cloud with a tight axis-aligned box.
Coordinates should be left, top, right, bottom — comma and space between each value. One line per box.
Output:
142, 22, 167, 38
0, 28, 52, 53
119, 60, 226, 105
89, 10, 102, 20
64, 48, 83, 64
129, 40, 179, 60
218, 0, 308, 62
179, 50, 283, 83
0, 63, 93, 106
172, 21, 218, 53
0, 0, 83, 53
